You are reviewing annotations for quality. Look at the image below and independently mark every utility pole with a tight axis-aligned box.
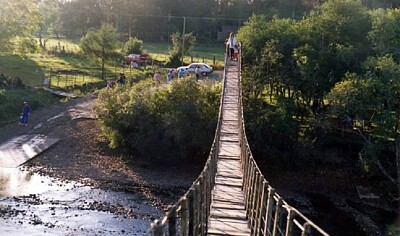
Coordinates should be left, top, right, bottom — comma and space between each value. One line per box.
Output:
181, 16, 186, 66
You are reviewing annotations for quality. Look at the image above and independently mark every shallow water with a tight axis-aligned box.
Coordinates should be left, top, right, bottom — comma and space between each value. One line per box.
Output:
0, 167, 161, 235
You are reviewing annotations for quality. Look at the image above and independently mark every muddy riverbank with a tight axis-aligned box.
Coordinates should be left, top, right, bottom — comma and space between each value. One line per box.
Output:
0, 94, 201, 235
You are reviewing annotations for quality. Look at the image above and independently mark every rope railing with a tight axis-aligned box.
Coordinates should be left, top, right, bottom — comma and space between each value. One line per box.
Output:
147, 45, 329, 236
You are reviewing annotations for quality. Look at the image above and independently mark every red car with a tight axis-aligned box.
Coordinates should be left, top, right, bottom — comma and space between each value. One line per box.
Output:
125, 54, 149, 65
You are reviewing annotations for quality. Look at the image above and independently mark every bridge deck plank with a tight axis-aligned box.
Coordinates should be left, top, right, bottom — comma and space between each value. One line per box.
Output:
208, 63, 250, 235
215, 176, 243, 187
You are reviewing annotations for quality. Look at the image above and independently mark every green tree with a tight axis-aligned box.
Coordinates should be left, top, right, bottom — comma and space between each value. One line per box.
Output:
368, 8, 400, 61
299, 0, 372, 100
37, 0, 62, 49
60, 0, 105, 37
124, 37, 144, 55
95, 78, 220, 164
326, 56, 400, 201
168, 32, 196, 67
80, 24, 120, 80
0, 0, 42, 53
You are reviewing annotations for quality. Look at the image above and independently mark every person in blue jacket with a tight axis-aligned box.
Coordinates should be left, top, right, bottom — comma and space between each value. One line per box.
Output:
19, 101, 30, 126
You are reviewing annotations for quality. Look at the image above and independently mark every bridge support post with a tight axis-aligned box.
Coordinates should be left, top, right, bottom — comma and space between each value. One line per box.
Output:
285, 209, 296, 236
180, 197, 189, 236
188, 190, 194, 236
203, 170, 210, 234
255, 180, 268, 236
151, 220, 163, 236
264, 187, 276, 235
245, 161, 255, 213
194, 183, 201, 235
272, 197, 283, 236
301, 223, 312, 236
168, 206, 177, 236
249, 171, 260, 232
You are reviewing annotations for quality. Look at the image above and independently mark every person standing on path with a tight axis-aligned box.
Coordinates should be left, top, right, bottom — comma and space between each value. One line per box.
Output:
154, 71, 161, 85
19, 101, 30, 126
195, 66, 200, 82
167, 69, 174, 83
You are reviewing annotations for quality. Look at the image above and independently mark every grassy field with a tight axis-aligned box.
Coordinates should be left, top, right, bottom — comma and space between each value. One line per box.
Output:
0, 39, 225, 87
144, 42, 226, 68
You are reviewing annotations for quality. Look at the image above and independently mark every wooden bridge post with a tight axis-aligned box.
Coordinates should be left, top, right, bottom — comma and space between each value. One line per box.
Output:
194, 183, 201, 235
151, 220, 163, 236
255, 179, 268, 236
188, 190, 194, 236
203, 169, 210, 234
168, 206, 177, 236
242, 146, 250, 192
264, 187, 276, 235
272, 197, 283, 236
301, 223, 312, 236
180, 197, 189, 236
249, 171, 260, 232
199, 175, 206, 235
245, 162, 255, 214
285, 209, 296, 236
244, 159, 252, 205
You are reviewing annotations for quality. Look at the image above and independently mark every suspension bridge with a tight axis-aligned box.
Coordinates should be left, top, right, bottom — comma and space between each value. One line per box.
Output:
148, 50, 329, 236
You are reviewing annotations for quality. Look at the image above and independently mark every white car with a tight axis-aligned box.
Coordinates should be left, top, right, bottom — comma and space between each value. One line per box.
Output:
177, 63, 213, 76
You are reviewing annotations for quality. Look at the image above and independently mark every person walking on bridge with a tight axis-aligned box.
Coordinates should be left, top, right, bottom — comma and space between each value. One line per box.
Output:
226, 32, 236, 60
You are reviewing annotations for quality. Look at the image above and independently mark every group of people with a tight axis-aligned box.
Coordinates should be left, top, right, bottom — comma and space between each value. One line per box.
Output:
154, 66, 201, 84
226, 32, 239, 61
107, 73, 126, 88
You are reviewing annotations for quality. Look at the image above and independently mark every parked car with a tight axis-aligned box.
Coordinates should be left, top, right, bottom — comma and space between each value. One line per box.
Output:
177, 63, 213, 76
125, 54, 149, 65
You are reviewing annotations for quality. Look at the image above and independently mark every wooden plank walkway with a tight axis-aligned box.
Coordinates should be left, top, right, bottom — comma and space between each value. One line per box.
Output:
208, 62, 251, 235
42, 87, 78, 99
0, 134, 59, 168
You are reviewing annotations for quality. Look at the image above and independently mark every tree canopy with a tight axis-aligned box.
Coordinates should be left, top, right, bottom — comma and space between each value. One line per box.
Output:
80, 24, 120, 80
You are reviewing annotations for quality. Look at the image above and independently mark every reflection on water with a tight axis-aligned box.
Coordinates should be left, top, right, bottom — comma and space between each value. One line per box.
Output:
0, 167, 161, 235
0, 167, 75, 197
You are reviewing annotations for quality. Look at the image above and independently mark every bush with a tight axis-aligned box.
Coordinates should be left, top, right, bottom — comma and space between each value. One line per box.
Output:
95, 78, 221, 164
0, 74, 25, 89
